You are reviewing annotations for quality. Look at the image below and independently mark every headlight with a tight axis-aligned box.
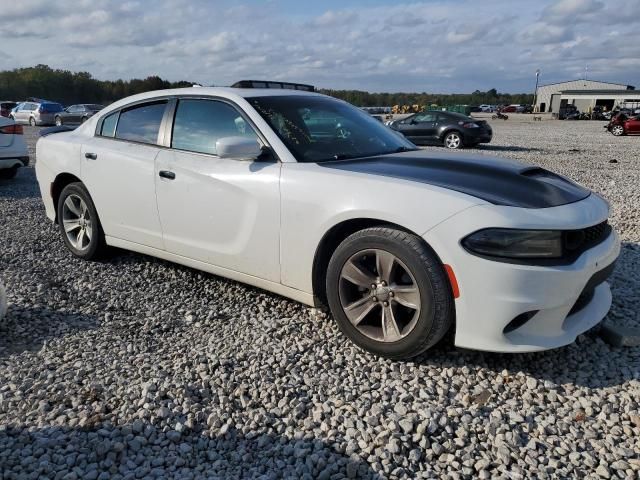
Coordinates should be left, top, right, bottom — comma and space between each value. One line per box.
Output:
462, 229, 563, 259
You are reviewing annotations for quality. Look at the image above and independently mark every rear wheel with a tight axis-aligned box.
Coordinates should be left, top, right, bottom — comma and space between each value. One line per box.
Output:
444, 131, 463, 149
29, 117, 36, 126
57, 183, 106, 260
326, 227, 454, 359
55, 116, 63, 126
0, 166, 18, 180
611, 125, 624, 136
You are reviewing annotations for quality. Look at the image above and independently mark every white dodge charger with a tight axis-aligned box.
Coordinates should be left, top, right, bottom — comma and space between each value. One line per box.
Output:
35, 82, 620, 359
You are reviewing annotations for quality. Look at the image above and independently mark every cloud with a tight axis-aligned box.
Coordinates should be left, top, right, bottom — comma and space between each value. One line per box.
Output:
0, 0, 638, 93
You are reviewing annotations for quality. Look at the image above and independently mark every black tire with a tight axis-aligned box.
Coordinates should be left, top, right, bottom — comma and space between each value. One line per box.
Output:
0, 166, 18, 180
326, 227, 454, 359
443, 131, 463, 149
29, 117, 36, 127
55, 116, 63, 126
80, 116, 87, 124
57, 182, 107, 260
491, 115, 497, 119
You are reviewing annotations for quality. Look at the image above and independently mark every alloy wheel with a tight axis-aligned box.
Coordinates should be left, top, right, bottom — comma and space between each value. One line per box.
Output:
338, 248, 422, 342
445, 133, 461, 149
55, 117, 62, 126
62, 194, 93, 251
611, 125, 624, 136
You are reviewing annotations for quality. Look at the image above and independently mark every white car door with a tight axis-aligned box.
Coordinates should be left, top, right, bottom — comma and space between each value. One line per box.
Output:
81, 100, 168, 249
154, 98, 281, 282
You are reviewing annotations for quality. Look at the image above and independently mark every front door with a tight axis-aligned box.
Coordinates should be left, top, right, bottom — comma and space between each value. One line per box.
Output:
398, 112, 438, 144
626, 116, 640, 134
154, 98, 281, 282
81, 100, 168, 249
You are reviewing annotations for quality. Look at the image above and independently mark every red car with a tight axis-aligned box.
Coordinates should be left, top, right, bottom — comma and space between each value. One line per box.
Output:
606, 113, 640, 136
499, 105, 518, 113
0, 101, 17, 118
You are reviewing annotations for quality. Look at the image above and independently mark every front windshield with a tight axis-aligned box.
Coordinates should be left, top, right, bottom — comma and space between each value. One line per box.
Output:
247, 95, 417, 162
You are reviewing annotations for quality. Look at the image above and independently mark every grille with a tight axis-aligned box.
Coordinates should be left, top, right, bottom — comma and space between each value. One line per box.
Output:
564, 221, 610, 255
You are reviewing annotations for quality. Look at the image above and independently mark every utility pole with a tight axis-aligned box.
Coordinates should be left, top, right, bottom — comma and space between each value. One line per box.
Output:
533, 69, 540, 112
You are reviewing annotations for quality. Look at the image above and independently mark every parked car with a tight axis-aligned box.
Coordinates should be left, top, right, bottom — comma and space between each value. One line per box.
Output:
0, 101, 17, 118
10, 101, 64, 126
35, 84, 619, 359
55, 104, 105, 126
0, 116, 29, 179
388, 110, 492, 148
479, 104, 495, 112
606, 113, 640, 136
500, 105, 518, 113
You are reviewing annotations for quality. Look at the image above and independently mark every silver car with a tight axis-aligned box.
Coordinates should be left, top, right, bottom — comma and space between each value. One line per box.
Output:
10, 101, 64, 126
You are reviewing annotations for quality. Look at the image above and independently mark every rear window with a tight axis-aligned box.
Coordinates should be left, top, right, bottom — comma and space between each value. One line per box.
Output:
115, 101, 167, 144
41, 103, 63, 113
87, 104, 105, 111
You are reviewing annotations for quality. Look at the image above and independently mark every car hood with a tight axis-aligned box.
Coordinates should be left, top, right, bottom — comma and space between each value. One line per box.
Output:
319, 150, 590, 208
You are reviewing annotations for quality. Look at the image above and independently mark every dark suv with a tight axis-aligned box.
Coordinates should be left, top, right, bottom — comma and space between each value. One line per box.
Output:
388, 111, 493, 149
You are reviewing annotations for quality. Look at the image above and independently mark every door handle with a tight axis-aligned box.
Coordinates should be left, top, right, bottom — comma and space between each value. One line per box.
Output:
85, 152, 97, 160
159, 170, 176, 180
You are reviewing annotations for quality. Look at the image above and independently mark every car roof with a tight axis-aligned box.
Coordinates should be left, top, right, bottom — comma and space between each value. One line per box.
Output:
96, 86, 327, 117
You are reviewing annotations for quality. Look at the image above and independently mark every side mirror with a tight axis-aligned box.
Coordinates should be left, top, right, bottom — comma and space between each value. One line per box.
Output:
409, 119, 418, 125
216, 136, 262, 161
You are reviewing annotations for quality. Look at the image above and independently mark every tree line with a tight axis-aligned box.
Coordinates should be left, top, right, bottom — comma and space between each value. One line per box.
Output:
0, 64, 533, 107
319, 88, 534, 107
0, 65, 192, 105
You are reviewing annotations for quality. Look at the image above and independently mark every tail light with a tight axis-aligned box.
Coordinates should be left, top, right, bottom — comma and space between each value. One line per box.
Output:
0, 124, 24, 135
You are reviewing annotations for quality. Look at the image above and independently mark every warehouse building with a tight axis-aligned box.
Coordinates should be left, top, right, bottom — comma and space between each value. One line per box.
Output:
535, 79, 635, 113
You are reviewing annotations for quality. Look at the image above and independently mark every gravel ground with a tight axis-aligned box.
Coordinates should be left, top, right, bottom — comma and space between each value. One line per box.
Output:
0, 122, 638, 479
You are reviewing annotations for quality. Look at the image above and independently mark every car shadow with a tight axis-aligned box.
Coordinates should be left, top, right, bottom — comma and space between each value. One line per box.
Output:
0, 167, 41, 200
0, 304, 99, 358
0, 423, 381, 479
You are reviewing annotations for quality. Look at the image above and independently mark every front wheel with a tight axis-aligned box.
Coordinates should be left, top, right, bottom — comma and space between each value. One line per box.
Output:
444, 131, 463, 149
57, 183, 106, 260
326, 227, 454, 359
611, 125, 624, 136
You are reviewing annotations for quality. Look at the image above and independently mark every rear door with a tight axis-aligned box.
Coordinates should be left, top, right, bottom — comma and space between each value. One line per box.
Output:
81, 100, 168, 249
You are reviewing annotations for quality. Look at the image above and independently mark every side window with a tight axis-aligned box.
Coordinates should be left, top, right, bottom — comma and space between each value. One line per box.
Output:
68, 106, 77, 113
414, 113, 436, 123
99, 112, 119, 138
171, 99, 258, 155
115, 101, 167, 144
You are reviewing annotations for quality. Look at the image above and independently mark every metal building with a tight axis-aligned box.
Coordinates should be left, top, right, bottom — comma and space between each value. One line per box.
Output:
535, 80, 634, 113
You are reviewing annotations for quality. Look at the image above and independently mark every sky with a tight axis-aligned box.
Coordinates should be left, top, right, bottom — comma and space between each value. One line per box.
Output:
1, 0, 639, 93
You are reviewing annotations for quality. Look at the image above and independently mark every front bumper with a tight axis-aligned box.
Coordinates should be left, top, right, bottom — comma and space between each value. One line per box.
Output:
424, 194, 620, 352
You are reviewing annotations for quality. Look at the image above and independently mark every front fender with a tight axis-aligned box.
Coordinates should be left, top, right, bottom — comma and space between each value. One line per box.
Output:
279, 162, 483, 294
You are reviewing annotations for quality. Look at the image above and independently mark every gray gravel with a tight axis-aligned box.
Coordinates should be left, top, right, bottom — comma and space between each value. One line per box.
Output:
0, 122, 639, 479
